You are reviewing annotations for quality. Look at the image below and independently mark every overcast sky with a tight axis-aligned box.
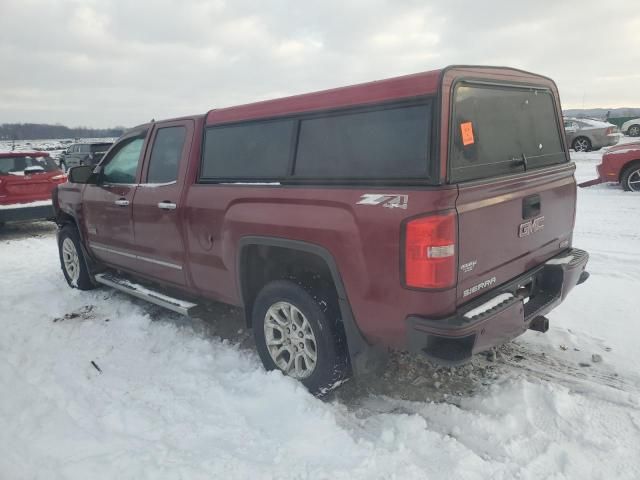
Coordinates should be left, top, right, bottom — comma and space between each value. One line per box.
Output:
1, 0, 639, 128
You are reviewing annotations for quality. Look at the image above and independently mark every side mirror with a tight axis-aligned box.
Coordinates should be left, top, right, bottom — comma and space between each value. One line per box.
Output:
68, 165, 99, 184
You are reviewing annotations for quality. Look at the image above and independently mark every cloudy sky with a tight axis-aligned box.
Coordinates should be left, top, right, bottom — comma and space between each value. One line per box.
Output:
1, 0, 639, 128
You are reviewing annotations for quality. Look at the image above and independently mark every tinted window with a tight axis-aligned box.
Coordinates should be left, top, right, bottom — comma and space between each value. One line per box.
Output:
91, 143, 112, 153
79, 145, 90, 153
0, 156, 57, 175
295, 104, 430, 178
103, 137, 144, 184
450, 84, 565, 182
147, 127, 186, 183
202, 119, 294, 179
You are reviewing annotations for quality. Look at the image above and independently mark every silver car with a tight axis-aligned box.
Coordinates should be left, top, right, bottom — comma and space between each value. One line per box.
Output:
620, 118, 640, 137
563, 118, 620, 152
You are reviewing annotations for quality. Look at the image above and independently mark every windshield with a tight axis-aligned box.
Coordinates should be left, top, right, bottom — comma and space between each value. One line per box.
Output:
450, 83, 566, 182
0, 156, 59, 175
91, 143, 112, 153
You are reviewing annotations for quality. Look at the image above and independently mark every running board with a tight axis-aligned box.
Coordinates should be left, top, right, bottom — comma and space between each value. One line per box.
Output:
94, 272, 199, 317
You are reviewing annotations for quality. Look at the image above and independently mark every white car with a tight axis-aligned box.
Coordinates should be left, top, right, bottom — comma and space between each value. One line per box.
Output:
620, 118, 640, 137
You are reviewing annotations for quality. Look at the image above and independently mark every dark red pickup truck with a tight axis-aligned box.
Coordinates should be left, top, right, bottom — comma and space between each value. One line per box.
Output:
53, 66, 589, 394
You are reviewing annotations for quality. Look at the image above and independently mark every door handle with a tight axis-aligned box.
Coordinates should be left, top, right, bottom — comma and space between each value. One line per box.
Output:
157, 201, 177, 210
114, 198, 129, 207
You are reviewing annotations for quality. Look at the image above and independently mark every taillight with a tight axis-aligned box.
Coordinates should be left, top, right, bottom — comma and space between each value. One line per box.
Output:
606, 127, 612, 135
404, 211, 457, 289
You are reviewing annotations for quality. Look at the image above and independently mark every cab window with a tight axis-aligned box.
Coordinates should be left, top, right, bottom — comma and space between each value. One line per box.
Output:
102, 136, 145, 184
146, 126, 186, 183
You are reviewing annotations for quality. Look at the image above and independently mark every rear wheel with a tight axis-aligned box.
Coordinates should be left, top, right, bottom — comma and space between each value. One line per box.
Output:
572, 136, 591, 152
57, 224, 96, 290
628, 125, 640, 137
621, 163, 640, 192
252, 280, 350, 396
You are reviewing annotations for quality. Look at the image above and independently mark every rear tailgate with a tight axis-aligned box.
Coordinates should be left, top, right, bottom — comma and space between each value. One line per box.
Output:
449, 80, 574, 303
456, 166, 575, 302
1, 172, 58, 203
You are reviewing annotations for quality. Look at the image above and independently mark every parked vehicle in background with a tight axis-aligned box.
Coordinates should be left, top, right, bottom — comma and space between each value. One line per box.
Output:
563, 117, 620, 152
0, 152, 66, 225
58, 142, 113, 171
579, 141, 640, 191
620, 118, 640, 137
53, 66, 589, 395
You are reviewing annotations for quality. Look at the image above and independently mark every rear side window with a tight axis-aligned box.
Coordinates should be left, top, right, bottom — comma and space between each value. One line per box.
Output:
201, 119, 294, 179
146, 127, 186, 183
0, 156, 57, 175
91, 143, 112, 153
295, 104, 431, 178
450, 84, 566, 182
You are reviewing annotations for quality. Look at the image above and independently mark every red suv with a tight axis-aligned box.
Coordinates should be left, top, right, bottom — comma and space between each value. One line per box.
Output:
0, 151, 66, 225
53, 66, 589, 395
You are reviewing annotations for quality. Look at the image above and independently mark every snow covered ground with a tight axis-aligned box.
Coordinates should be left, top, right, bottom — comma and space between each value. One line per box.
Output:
1, 144, 640, 479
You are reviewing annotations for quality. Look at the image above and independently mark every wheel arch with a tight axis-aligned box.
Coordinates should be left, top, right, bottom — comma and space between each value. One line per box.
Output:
627, 123, 640, 136
55, 208, 101, 275
236, 236, 381, 373
620, 159, 640, 185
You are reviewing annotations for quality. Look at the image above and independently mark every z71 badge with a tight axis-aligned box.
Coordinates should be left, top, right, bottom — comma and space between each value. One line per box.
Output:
357, 194, 408, 209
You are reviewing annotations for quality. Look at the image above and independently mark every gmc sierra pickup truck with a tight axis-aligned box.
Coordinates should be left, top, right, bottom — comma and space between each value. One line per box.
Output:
53, 66, 589, 395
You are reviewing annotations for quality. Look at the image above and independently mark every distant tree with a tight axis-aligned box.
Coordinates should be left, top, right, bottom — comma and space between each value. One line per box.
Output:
0, 123, 126, 140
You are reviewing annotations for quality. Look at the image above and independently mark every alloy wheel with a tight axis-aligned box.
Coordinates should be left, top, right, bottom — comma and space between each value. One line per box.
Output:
263, 301, 318, 379
573, 138, 589, 152
62, 237, 80, 284
627, 168, 640, 192
629, 125, 640, 137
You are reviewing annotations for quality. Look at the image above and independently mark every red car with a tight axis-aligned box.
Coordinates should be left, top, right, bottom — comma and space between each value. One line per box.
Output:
579, 142, 640, 192
0, 151, 67, 225
54, 66, 588, 395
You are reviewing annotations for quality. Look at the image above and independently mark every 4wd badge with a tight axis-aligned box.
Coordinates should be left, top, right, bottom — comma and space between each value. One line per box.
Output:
357, 194, 408, 210
519, 216, 545, 237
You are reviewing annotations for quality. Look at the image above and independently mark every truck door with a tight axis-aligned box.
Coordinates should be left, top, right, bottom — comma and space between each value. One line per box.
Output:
131, 120, 193, 286
83, 130, 147, 270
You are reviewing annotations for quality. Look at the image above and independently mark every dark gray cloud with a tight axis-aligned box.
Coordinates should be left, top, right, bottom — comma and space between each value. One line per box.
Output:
1, 0, 638, 127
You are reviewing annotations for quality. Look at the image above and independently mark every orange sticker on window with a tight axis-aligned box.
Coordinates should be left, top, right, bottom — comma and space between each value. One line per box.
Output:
460, 121, 475, 146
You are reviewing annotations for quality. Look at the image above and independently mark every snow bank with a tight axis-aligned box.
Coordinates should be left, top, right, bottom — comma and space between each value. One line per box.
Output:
1, 148, 640, 478
0, 199, 52, 210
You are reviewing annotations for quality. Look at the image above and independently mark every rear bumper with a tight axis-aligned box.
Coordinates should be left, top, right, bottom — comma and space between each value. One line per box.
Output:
0, 204, 55, 223
578, 163, 614, 188
406, 248, 589, 365
604, 133, 621, 147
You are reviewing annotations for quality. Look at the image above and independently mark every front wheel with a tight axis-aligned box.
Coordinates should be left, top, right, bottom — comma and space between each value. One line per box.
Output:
252, 280, 350, 396
57, 225, 96, 290
628, 125, 640, 137
621, 163, 640, 192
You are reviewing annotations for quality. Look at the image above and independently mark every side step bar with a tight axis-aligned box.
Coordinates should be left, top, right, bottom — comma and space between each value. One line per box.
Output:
95, 272, 199, 317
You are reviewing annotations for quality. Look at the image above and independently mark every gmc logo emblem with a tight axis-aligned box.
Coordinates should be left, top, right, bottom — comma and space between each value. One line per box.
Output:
519, 216, 545, 237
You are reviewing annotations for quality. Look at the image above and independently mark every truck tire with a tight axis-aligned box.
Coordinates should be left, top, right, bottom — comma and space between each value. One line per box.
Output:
252, 280, 350, 396
57, 224, 96, 290
621, 162, 640, 192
